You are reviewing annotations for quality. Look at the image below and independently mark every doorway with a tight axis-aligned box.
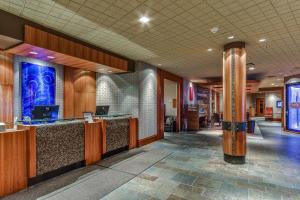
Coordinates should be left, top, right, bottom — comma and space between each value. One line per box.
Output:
157, 69, 183, 139
164, 79, 178, 133
256, 98, 265, 116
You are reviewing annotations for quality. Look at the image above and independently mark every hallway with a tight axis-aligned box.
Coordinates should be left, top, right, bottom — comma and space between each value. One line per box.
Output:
3, 123, 300, 200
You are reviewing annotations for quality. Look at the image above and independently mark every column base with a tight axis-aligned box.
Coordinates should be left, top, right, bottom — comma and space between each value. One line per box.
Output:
224, 154, 245, 164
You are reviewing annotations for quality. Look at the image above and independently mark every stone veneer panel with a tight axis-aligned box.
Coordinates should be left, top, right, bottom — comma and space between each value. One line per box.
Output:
35, 121, 84, 175
13, 55, 64, 119
105, 118, 129, 152
96, 61, 157, 140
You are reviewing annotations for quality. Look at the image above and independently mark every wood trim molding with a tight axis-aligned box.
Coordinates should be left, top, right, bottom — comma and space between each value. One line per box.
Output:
224, 41, 245, 51
259, 87, 283, 92
138, 134, 158, 147
100, 120, 107, 154
157, 68, 164, 139
284, 74, 300, 83
129, 118, 138, 149
157, 68, 183, 139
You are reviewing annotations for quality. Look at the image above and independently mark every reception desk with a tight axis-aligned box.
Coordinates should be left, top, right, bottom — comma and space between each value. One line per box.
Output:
18, 120, 86, 183
0, 116, 138, 197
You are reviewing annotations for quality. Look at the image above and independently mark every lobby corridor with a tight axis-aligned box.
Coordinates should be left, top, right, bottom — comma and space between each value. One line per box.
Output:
3, 123, 300, 200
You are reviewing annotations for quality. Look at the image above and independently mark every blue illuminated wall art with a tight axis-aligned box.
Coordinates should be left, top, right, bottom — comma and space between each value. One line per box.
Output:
286, 83, 300, 132
21, 62, 56, 119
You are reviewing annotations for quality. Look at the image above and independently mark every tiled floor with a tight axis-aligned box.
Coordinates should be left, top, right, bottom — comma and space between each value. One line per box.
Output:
3, 122, 300, 200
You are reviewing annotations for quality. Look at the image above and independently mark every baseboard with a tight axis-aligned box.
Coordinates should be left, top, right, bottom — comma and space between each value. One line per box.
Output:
102, 146, 129, 159
138, 134, 159, 147
28, 161, 85, 186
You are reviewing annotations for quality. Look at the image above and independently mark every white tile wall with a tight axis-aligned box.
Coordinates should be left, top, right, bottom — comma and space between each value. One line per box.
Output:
137, 62, 157, 140
96, 72, 139, 117
13, 55, 64, 119
96, 61, 157, 140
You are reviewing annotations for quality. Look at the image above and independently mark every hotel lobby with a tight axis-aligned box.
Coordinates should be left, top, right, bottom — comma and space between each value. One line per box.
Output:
0, 0, 300, 200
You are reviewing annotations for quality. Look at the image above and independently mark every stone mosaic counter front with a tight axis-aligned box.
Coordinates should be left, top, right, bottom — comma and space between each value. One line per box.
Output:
105, 118, 129, 153
35, 121, 85, 176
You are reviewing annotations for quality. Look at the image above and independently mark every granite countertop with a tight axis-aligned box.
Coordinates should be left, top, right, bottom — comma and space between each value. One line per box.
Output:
31, 120, 86, 127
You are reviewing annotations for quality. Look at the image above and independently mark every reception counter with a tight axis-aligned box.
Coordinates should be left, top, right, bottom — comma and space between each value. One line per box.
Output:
0, 116, 138, 197
18, 120, 86, 182
35, 121, 84, 176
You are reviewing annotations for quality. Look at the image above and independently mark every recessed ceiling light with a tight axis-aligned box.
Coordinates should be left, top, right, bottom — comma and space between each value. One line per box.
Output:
47, 55, 55, 59
207, 48, 213, 52
228, 35, 234, 39
139, 16, 150, 24
158, 64, 162, 66
107, 70, 112, 73
248, 66, 255, 71
29, 51, 38, 55
271, 83, 275, 86
210, 27, 219, 33
259, 38, 266, 42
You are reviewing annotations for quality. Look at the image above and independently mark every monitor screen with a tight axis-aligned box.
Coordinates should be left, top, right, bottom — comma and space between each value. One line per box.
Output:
83, 112, 93, 118
96, 106, 109, 116
32, 105, 59, 120
276, 101, 282, 108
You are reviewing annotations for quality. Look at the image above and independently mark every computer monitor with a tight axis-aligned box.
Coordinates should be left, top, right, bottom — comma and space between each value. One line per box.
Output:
96, 106, 109, 116
32, 105, 59, 120
276, 101, 282, 108
83, 112, 93, 119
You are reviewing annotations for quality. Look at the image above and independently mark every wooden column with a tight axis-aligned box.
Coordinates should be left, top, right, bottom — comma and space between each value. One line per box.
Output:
223, 42, 247, 164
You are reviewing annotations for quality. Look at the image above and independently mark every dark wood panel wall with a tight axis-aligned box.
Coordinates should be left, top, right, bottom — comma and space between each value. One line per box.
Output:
0, 51, 13, 124
64, 67, 96, 118
157, 68, 183, 139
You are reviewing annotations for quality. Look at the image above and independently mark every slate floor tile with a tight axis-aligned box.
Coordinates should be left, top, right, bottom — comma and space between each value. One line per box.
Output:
171, 172, 197, 185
